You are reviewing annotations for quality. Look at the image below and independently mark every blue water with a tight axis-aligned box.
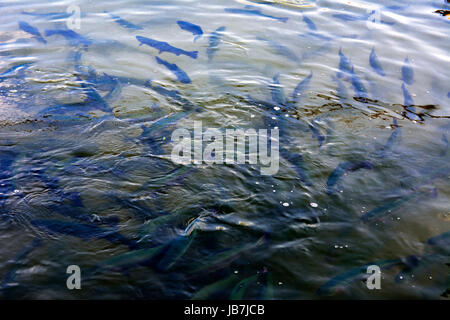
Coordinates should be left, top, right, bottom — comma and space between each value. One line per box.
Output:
0, 0, 449, 299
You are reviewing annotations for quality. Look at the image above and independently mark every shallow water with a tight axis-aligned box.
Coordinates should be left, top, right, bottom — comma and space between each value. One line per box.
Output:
0, 0, 449, 299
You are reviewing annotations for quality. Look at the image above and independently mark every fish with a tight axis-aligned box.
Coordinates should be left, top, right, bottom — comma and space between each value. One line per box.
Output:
269, 73, 287, 106
45, 29, 92, 48
192, 274, 241, 300
230, 274, 259, 300
427, 231, 450, 248
140, 111, 191, 142
0, 63, 32, 82
394, 255, 421, 283
369, 48, 385, 77
224, 7, 288, 23
302, 14, 317, 30
257, 37, 300, 64
280, 147, 312, 186
375, 118, 401, 159
31, 219, 137, 249
155, 56, 191, 84
292, 71, 313, 103
187, 235, 266, 278
91, 245, 165, 276
177, 21, 203, 41
360, 187, 438, 223
401, 57, 414, 85
18, 21, 46, 44
299, 31, 332, 42
144, 79, 197, 111
136, 36, 198, 59
106, 11, 143, 30
395, 253, 449, 286
317, 258, 404, 296
332, 13, 367, 22
138, 210, 191, 242
350, 67, 368, 100
22, 11, 74, 20
326, 160, 374, 194
401, 83, 421, 121
337, 48, 352, 79
230, 267, 274, 300
301, 42, 332, 61
206, 26, 226, 62
0, 239, 42, 290
331, 75, 349, 103
108, 194, 153, 222
308, 118, 326, 147
156, 216, 201, 272
402, 83, 414, 107
37, 77, 111, 118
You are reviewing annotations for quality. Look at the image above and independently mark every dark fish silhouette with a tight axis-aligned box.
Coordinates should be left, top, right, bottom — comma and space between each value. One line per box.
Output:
326, 160, 374, 194
376, 118, 401, 158
331, 75, 349, 103
157, 216, 201, 272
309, 118, 326, 147
280, 148, 312, 186
317, 258, 403, 296
333, 13, 367, 22
22, 11, 74, 19
401, 83, 421, 121
0, 239, 42, 290
402, 83, 414, 106
360, 187, 438, 223
155, 56, 191, 84
225, 7, 288, 23
394, 255, 421, 283
45, 29, 92, 48
337, 48, 352, 79
303, 14, 317, 30
207, 26, 226, 62
257, 37, 301, 64
177, 21, 203, 41
106, 11, 143, 30
270, 73, 287, 106
136, 36, 198, 59
31, 219, 137, 249
369, 48, 385, 76
292, 71, 313, 103
427, 231, 450, 248
401, 57, 414, 85
350, 67, 368, 100
18, 21, 46, 44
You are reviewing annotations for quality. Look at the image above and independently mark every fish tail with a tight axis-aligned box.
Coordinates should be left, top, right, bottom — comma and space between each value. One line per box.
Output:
189, 51, 198, 59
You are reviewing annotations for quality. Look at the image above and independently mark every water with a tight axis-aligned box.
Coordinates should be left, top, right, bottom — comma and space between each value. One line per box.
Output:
0, 0, 449, 299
